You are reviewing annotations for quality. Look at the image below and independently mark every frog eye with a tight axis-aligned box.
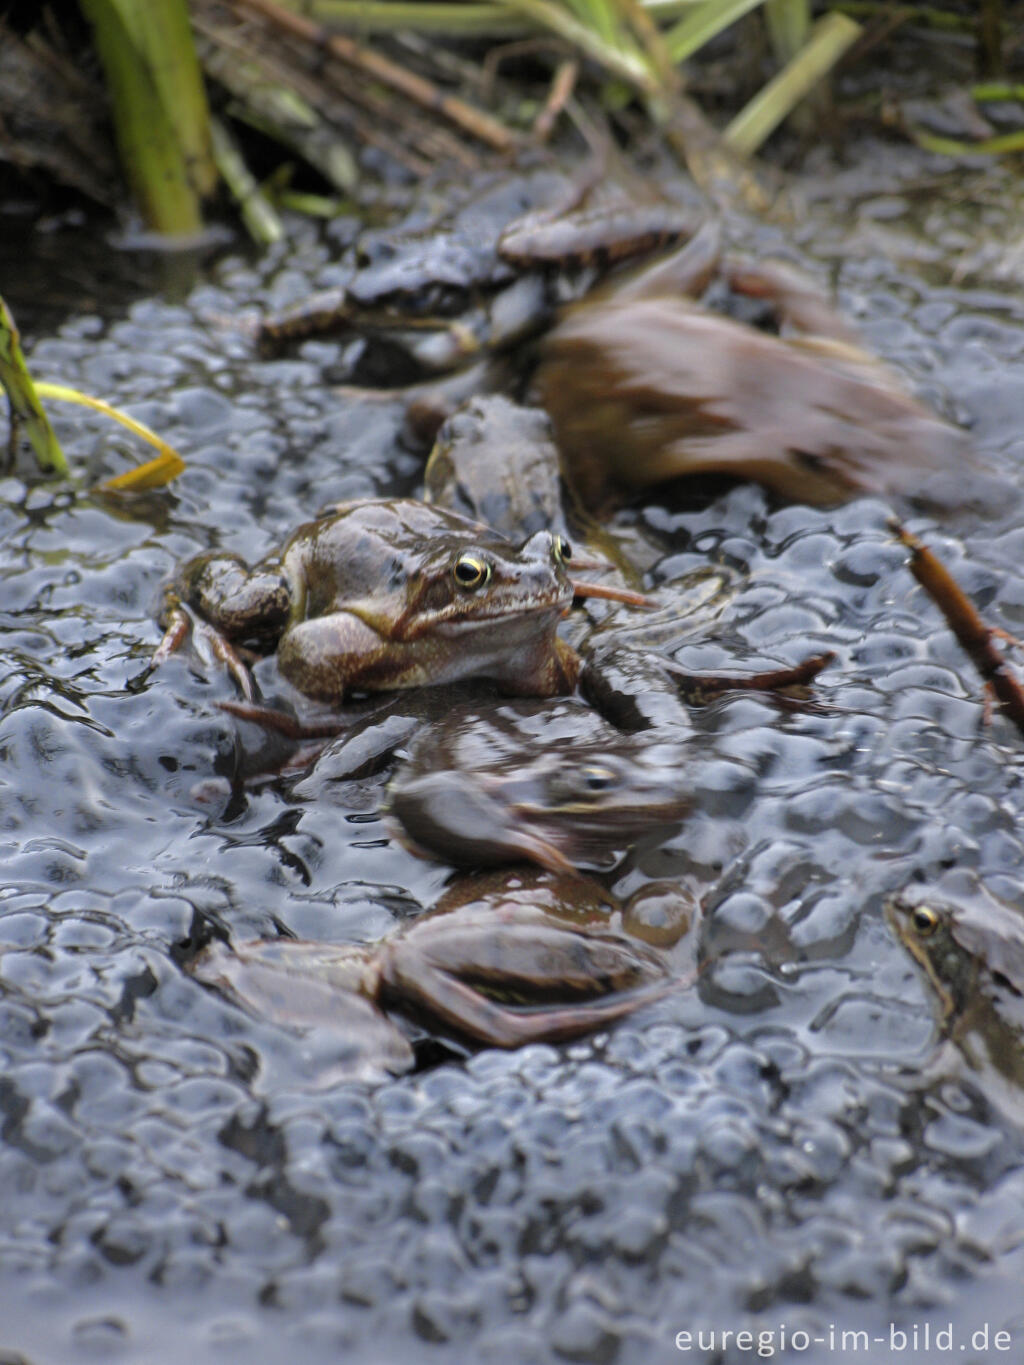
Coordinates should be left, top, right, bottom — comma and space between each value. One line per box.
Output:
911, 904, 940, 937
453, 554, 491, 590
578, 764, 618, 793
554, 535, 573, 564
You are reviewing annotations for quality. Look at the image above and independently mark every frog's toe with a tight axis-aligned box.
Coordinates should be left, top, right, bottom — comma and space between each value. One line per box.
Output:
152, 604, 191, 666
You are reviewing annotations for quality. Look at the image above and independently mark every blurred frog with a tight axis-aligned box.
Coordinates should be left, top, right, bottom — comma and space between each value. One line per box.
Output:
537, 221, 968, 508
385, 696, 691, 874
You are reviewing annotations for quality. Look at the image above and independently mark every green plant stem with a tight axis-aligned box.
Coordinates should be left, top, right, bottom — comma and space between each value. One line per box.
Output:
828, 2, 978, 33
724, 11, 860, 155
0, 296, 68, 476
295, 1, 525, 30
80, 0, 216, 235
664, 0, 768, 65
971, 83, 1024, 102
501, 0, 657, 91
912, 128, 1024, 157
210, 118, 284, 245
269, 0, 708, 34
764, 0, 809, 62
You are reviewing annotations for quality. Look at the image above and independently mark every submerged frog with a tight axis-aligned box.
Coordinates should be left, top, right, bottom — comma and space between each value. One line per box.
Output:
423, 394, 571, 543
537, 222, 969, 508
189, 869, 679, 1082
886, 882, 1024, 1114
386, 697, 690, 873
156, 498, 646, 705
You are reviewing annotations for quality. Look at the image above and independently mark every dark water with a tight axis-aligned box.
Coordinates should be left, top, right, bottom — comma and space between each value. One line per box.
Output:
4, 147, 1024, 1364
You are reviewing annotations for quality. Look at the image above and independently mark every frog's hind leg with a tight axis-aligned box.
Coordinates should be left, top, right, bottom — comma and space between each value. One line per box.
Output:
608, 218, 722, 304
384, 955, 674, 1048
381, 934, 675, 1048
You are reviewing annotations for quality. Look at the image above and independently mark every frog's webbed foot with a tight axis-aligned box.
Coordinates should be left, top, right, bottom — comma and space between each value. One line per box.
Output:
381, 919, 675, 1048
153, 599, 258, 701
188, 938, 415, 1082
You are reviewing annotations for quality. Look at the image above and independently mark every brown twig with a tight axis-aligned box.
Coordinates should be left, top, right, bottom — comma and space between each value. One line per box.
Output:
891, 519, 1024, 737
229, 0, 519, 152
668, 652, 835, 706
533, 57, 578, 142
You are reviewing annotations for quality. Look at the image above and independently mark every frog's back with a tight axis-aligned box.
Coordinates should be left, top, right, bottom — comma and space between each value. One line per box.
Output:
281, 497, 511, 615
425, 396, 568, 541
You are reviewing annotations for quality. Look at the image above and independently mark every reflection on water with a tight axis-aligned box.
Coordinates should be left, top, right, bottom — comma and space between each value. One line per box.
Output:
4, 150, 1024, 1364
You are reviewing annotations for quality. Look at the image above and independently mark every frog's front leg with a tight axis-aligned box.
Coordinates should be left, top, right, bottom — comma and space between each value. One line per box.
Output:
275, 611, 396, 703
155, 552, 291, 698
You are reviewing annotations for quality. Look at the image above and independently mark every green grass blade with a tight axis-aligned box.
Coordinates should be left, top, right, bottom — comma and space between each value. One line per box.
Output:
297, 1, 527, 32
35, 382, 186, 490
80, 0, 215, 236
970, 82, 1024, 102
210, 118, 284, 246
724, 11, 861, 155
764, 0, 810, 62
0, 296, 68, 476
664, 0, 768, 65
498, 0, 656, 89
912, 128, 1024, 157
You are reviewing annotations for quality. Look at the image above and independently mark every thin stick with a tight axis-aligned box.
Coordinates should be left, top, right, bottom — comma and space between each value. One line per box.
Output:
891, 520, 1024, 737
229, 0, 519, 151
534, 58, 579, 140
668, 652, 835, 705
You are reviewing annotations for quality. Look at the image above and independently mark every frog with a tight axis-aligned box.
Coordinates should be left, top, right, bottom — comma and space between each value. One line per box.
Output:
254, 184, 696, 379
155, 498, 651, 706
421, 391, 666, 607
385, 696, 692, 874
536, 219, 970, 508
187, 868, 681, 1082
886, 880, 1024, 1116
419, 392, 834, 739
423, 393, 571, 543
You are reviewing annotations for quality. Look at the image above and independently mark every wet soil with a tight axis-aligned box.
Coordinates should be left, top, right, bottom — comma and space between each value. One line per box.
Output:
4, 142, 1024, 1364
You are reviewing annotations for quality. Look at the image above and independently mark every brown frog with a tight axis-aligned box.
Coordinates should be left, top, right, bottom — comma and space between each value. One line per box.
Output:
188, 869, 683, 1082
537, 221, 969, 508
385, 697, 691, 874
156, 498, 647, 706
887, 881, 1024, 1114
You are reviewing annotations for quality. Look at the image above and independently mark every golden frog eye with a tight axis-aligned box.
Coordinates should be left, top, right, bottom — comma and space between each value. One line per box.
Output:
453, 554, 491, 590
554, 535, 573, 564
579, 764, 618, 794
911, 904, 940, 937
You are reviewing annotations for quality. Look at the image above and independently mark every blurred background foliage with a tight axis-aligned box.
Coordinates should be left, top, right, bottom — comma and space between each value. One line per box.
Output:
0, 1, 1019, 240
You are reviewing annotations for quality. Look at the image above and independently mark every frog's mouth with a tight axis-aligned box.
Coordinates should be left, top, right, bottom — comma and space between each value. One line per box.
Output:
431, 578, 656, 631
431, 592, 572, 629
